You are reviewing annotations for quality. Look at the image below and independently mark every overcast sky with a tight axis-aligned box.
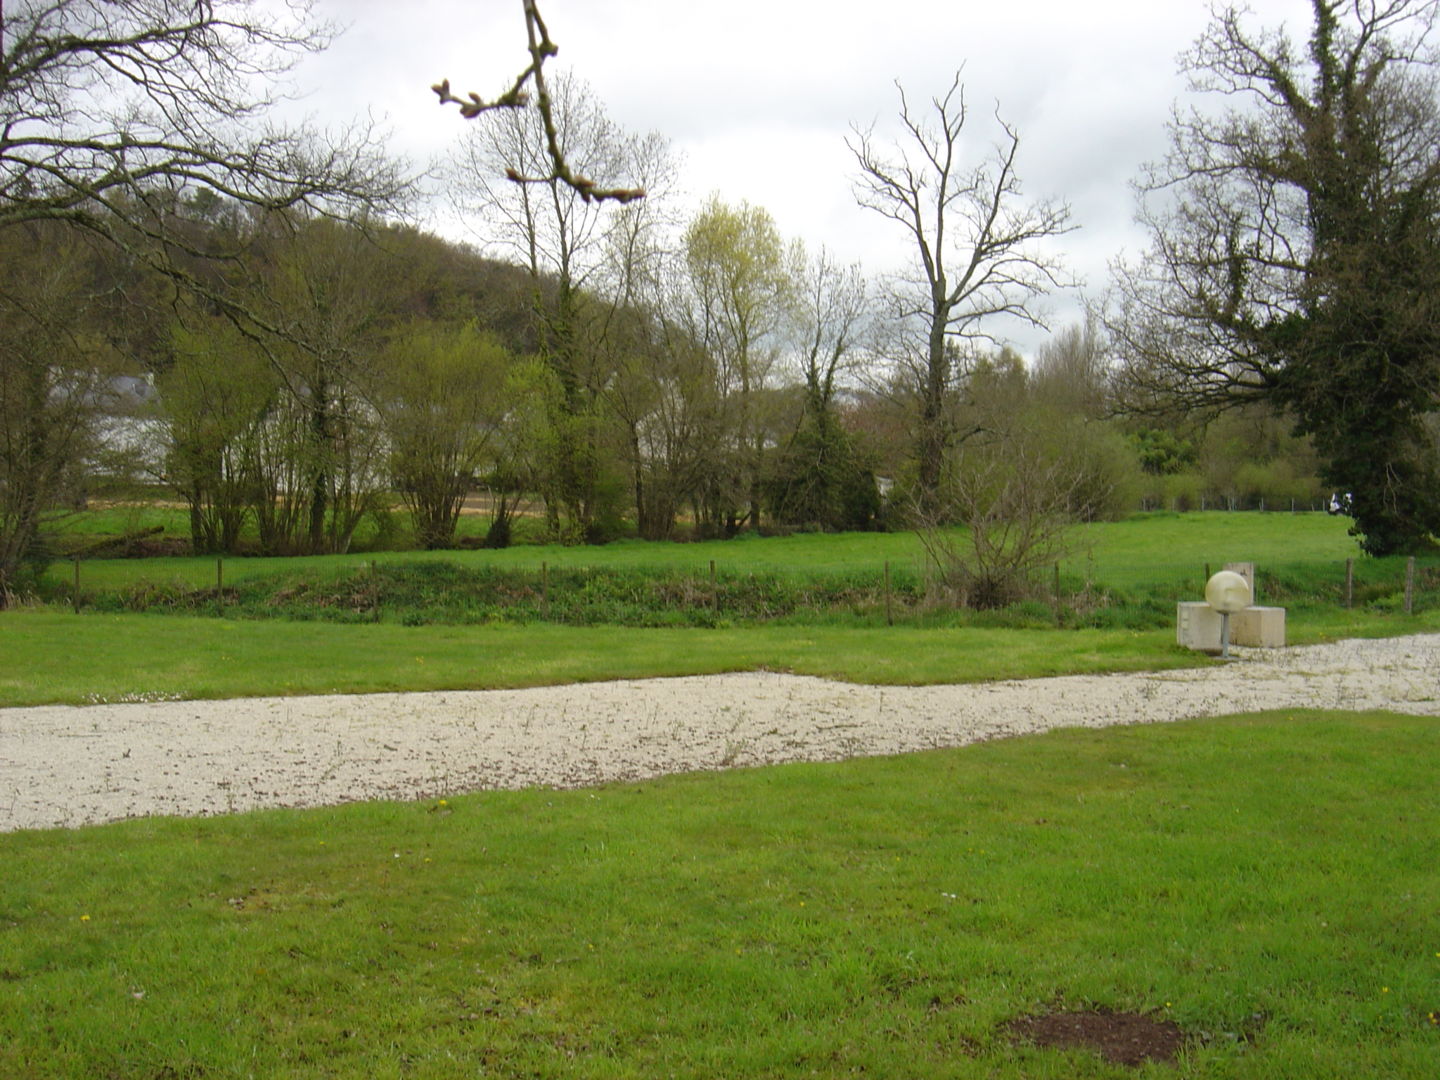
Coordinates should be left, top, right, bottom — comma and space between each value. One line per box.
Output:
292, 0, 1315, 355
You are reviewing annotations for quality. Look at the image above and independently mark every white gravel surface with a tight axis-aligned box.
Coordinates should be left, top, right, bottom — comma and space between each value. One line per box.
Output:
3, 634, 1438, 832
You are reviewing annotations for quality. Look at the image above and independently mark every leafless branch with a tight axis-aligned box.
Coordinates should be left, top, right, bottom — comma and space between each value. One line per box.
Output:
433, 0, 645, 205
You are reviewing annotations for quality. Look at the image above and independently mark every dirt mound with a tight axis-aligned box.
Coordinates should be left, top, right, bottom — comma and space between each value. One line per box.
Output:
1006, 1008, 1185, 1067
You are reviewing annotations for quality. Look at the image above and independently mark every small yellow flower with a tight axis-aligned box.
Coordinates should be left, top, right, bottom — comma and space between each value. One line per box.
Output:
79, 915, 90, 923
439, 799, 448, 807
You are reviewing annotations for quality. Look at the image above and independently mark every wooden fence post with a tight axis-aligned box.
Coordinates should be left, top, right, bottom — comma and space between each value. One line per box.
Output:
884, 561, 893, 627
710, 560, 717, 612
1054, 563, 1062, 626
542, 561, 549, 619
1405, 556, 1415, 615
1345, 558, 1354, 609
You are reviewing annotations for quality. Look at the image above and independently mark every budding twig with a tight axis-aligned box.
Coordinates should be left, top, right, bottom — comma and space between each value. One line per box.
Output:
432, 0, 646, 204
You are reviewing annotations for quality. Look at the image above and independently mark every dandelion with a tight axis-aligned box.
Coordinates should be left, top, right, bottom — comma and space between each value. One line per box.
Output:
79, 915, 90, 923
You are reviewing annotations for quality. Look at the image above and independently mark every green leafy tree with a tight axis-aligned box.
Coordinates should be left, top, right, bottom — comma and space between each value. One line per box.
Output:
683, 197, 799, 532
159, 318, 276, 554
375, 325, 511, 549
0, 225, 123, 598
248, 216, 400, 554
1112, 0, 1440, 553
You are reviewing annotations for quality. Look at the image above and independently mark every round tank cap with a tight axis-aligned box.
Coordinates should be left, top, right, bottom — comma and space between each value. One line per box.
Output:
1205, 570, 1252, 614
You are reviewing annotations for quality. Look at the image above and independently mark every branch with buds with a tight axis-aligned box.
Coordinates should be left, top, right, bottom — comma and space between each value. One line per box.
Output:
432, 0, 646, 204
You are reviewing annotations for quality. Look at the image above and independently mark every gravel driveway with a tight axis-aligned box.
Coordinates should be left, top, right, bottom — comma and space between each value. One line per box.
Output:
3, 634, 1437, 832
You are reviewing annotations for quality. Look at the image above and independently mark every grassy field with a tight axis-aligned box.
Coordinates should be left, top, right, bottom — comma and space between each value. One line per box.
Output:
0, 613, 1206, 707
3, 711, 1437, 1078
9, 510, 1440, 707
43, 510, 1367, 592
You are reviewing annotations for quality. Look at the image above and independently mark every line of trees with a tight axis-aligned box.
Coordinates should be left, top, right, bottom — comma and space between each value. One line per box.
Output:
9, 0, 1430, 608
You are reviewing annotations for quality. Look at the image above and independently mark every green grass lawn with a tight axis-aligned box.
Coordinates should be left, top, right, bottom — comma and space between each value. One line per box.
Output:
3, 711, 1436, 1078
6, 606, 1440, 710
0, 611, 1202, 707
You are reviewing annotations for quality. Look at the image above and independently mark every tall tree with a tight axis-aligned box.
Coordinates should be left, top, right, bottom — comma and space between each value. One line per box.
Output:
683, 197, 799, 532
767, 249, 879, 530
449, 71, 670, 540
1111, 0, 1440, 554
849, 74, 1073, 508
0, 223, 121, 596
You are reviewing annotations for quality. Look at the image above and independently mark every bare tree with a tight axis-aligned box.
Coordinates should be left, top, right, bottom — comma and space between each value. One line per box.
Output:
849, 74, 1073, 505
914, 436, 1088, 610
448, 72, 673, 539
795, 249, 870, 420
767, 249, 879, 530
0, 1, 404, 258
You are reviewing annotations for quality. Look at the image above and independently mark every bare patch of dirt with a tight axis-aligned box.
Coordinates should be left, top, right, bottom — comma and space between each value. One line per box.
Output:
1005, 1008, 1185, 1067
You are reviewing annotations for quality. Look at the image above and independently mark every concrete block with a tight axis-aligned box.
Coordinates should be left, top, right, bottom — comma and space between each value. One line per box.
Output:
1231, 605, 1285, 647
1177, 602, 1286, 651
1177, 601, 1224, 651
